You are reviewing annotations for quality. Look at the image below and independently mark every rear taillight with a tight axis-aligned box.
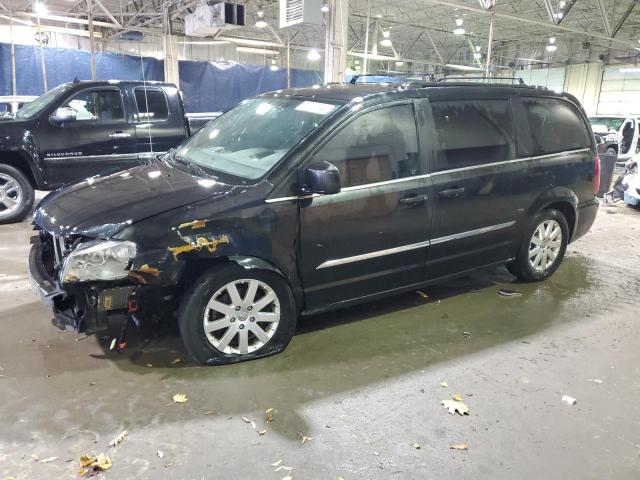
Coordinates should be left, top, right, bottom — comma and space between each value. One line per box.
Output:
594, 154, 601, 195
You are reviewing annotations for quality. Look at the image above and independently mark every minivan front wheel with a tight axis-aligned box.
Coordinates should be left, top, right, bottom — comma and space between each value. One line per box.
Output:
507, 209, 569, 282
178, 265, 297, 365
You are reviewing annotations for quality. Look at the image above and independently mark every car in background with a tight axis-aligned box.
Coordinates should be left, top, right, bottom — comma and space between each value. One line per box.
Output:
589, 115, 639, 160
0, 95, 37, 118
29, 82, 599, 365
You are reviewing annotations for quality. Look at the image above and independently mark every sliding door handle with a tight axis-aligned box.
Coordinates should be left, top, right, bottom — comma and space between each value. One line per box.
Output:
400, 194, 428, 206
438, 187, 465, 199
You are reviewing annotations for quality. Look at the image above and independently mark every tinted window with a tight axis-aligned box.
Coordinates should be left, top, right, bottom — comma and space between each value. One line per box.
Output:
314, 104, 420, 188
523, 97, 591, 155
64, 90, 125, 122
135, 89, 169, 122
431, 100, 515, 171
0, 103, 8, 113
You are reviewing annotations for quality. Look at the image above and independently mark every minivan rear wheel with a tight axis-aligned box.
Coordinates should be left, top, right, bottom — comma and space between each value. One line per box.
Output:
178, 264, 297, 365
0, 164, 34, 224
507, 209, 569, 282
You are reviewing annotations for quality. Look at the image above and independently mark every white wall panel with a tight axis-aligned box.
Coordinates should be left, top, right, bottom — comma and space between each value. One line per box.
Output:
597, 66, 640, 115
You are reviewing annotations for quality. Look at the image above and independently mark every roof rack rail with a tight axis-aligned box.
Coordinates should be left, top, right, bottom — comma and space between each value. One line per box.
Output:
436, 76, 525, 85
348, 74, 407, 84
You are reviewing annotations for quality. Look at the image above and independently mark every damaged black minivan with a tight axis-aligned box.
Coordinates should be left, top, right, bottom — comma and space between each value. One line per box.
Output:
29, 82, 599, 364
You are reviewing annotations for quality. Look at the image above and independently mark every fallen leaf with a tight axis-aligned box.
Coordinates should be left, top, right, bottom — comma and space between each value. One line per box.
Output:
440, 381, 448, 388
170, 393, 188, 404
449, 443, 468, 450
413, 443, 422, 449
164, 462, 175, 468
416, 290, 429, 299
300, 433, 314, 444
442, 399, 470, 415
453, 393, 463, 402
157, 451, 164, 459
109, 338, 117, 351
108, 430, 128, 447
78, 453, 112, 476
498, 288, 522, 297
265, 409, 274, 423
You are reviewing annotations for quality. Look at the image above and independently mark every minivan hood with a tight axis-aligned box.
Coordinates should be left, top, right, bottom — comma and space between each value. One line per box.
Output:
33, 161, 242, 238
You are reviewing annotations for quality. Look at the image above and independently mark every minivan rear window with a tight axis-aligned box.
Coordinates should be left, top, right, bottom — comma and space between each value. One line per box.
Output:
523, 97, 591, 156
431, 100, 516, 171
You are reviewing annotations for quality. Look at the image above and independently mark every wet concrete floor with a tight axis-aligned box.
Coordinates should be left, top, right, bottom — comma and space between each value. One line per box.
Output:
1, 200, 640, 479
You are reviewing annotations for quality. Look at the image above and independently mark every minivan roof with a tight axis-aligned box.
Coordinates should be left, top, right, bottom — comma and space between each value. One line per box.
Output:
266, 81, 569, 103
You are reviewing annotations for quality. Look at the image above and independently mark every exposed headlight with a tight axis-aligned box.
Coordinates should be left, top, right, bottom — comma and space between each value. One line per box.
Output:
61, 240, 137, 283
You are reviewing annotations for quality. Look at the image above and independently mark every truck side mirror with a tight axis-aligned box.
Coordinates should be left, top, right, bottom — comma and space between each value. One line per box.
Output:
304, 161, 341, 195
50, 107, 76, 125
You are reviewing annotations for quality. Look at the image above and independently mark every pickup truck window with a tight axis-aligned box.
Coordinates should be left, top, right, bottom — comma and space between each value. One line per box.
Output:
175, 97, 341, 181
135, 88, 169, 122
431, 99, 515, 171
63, 90, 125, 122
313, 104, 420, 188
15, 83, 72, 120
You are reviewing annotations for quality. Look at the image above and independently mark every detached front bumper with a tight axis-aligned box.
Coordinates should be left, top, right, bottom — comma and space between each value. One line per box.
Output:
29, 235, 138, 334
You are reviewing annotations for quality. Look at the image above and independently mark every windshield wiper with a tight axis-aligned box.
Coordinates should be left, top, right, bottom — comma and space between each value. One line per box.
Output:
168, 151, 215, 179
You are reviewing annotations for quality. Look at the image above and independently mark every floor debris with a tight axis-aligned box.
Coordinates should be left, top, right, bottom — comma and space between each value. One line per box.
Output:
416, 291, 429, 299
412, 443, 422, 449
440, 381, 448, 388
78, 453, 112, 477
168, 393, 188, 405
562, 395, 577, 405
449, 444, 468, 450
498, 289, 523, 297
108, 430, 128, 447
588, 378, 603, 384
442, 399, 470, 415
452, 393, 463, 402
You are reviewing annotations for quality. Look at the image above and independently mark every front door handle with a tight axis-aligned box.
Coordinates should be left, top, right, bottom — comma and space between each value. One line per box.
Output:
438, 187, 465, 199
400, 194, 428, 206
109, 131, 131, 138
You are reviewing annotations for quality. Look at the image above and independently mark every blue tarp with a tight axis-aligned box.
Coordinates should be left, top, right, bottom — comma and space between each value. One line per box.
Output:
179, 61, 323, 113
0, 43, 163, 96
0, 42, 323, 112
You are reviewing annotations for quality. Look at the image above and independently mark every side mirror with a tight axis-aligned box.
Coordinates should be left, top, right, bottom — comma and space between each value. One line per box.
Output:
304, 161, 341, 195
50, 107, 76, 125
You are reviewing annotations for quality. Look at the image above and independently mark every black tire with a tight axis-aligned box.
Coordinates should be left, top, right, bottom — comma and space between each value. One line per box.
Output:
178, 263, 297, 365
507, 209, 569, 282
605, 147, 617, 156
0, 164, 35, 224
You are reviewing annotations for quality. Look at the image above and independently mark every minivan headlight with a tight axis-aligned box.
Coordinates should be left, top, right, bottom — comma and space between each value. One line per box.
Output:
60, 240, 137, 283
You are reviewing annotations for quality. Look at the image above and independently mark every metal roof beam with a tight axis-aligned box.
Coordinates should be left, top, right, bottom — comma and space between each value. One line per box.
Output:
612, 0, 638, 37
596, 0, 612, 36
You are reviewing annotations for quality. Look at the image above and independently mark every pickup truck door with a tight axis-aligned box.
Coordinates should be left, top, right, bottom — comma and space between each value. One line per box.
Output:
39, 86, 138, 186
132, 86, 188, 159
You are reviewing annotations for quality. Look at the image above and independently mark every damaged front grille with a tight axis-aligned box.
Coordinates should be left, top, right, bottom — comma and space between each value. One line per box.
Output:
40, 231, 83, 277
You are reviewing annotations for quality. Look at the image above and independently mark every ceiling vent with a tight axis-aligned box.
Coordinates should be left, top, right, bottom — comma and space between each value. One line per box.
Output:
185, 2, 245, 37
279, 0, 323, 28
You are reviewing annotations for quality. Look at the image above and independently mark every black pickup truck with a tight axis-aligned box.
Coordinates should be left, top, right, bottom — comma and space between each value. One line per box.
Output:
0, 80, 218, 224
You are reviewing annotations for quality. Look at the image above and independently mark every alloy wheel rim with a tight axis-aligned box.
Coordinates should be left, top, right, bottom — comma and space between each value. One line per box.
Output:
0, 173, 23, 218
202, 278, 280, 355
528, 219, 562, 272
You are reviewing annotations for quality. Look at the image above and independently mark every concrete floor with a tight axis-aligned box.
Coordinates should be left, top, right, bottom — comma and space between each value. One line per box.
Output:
1, 199, 640, 480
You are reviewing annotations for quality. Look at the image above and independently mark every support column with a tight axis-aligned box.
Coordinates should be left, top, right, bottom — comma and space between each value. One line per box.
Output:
163, 5, 180, 85
324, 0, 349, 83
87, 0, 97, 80
9, 0, 17, 95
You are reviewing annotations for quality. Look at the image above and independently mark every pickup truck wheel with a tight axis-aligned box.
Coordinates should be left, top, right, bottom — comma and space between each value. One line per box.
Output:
507, 209, 569, 282
0, 165, 34, 224
178, 264, 296, 365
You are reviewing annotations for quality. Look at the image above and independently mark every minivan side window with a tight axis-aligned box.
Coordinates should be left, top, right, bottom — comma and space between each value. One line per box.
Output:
134, 88, 169, 122
313, 104, 420, 188
522, 97, 591, 155
63, 90, 125, 122
431, 99, 515, 171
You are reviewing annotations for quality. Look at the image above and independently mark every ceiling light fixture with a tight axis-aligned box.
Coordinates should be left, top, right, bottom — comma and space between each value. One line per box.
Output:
307, 48, 322, 61
321, 2, 329, 13
453, 18, 465, 35
34, 1, 48, 16
380, 30, 393, 48
270, 59, 279, 71
546, 37, 557, 52
255, 7, 267, 28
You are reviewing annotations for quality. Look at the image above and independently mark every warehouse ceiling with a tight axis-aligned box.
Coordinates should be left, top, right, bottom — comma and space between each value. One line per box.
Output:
2, 0, 640, 70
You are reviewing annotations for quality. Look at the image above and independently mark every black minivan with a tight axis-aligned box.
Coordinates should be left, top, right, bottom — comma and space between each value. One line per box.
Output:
29, 82, 599, 364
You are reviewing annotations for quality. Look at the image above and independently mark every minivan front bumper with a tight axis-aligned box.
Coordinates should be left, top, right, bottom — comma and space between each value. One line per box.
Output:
29, 235, 142, 334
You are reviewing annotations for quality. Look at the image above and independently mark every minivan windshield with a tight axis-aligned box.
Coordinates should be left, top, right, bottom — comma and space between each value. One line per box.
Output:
588, 116, 625, 132
174, 97, 342, 180
15, 83, 73, 120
